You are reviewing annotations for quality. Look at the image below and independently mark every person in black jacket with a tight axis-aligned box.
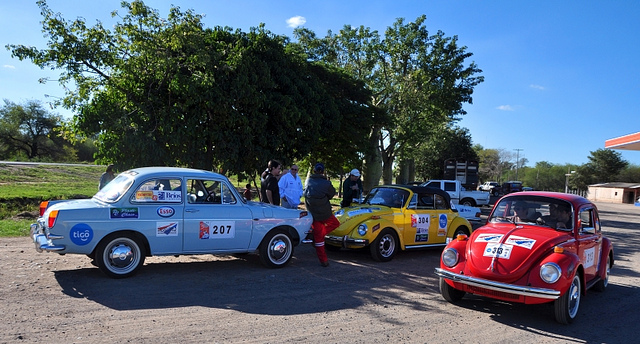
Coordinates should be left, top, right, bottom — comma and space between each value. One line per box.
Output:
341, 168, 363, 207
304, 163, 340, 267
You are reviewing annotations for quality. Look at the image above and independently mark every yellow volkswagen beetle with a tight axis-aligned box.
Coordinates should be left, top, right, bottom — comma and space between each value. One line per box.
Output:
326, 185, 473, 262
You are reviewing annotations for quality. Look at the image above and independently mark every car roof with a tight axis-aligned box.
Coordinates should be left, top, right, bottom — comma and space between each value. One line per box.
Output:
124, 166, 224, 179
375, 184, 452, 203
501, 191, 593, 207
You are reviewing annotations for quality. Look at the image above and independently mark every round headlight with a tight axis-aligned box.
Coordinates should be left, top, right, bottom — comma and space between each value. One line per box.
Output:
540, 262, 562, 284
357, 224, 368, 236
442, 248, 459, 268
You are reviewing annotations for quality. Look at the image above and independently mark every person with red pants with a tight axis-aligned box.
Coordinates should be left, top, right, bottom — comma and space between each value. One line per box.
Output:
304, 163, 340, 267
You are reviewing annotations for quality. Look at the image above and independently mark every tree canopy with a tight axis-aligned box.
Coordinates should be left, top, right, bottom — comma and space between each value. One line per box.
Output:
7, 0, 379, 176
294, 15, 483, 188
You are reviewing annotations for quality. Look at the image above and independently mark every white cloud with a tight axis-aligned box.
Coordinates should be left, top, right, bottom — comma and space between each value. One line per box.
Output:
530, 84, 545, 90
3, 65, 15, 69
286, 16, 306, 28
497, 105, 515, 111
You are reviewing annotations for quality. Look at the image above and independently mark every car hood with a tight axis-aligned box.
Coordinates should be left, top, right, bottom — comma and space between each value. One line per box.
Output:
465, 223, 573, 283
331, 205, 391, 235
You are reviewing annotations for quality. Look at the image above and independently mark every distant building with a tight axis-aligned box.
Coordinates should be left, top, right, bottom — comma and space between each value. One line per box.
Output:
588, 183, 640, 204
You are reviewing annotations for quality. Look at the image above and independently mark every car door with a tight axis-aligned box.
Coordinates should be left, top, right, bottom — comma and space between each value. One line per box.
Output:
182, 178, 253, 252
128, 177, 184, 254
404, 192, 448, 245
576, 206, 601, 281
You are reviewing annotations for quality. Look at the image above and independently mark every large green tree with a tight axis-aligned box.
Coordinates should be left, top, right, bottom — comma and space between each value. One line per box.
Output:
294, 15, 483, 189
572, 149, 629, 190
8, 0, 377, 176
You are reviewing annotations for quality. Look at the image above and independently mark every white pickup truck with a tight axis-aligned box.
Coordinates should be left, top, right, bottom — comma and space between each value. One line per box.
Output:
421, 179, 490, 207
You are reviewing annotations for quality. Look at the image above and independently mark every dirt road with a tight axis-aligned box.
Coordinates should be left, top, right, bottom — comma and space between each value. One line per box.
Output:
1, 202, 639, 343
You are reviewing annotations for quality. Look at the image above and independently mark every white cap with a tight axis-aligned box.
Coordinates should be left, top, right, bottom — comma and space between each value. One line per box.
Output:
350, 169, 360, 177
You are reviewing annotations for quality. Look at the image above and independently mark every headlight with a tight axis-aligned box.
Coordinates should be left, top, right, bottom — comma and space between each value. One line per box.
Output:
357, 224, 368, 236
442, 248, 459, 268
540, 262, 562, 283
335, 209, 344, 217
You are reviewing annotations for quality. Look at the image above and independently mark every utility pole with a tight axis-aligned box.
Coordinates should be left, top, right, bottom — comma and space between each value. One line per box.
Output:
514, 148, 523, 181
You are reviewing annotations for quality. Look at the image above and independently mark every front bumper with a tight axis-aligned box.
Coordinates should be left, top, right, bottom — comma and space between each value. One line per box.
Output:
30, 223, 65, 252
325, 235, 369, 248
435, 268, 561, 300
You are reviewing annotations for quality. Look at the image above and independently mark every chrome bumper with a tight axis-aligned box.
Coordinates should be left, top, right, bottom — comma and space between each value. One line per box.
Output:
30, 223, 65, 252
435, 268, 561, 300
324, 235, 369, 248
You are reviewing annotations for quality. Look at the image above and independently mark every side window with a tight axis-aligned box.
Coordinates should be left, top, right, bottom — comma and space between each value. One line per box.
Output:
131, 178, 182, 203
408, 194, 418, 209
444, 182, 456, 192
434, 194, 447, 210
580, 208, 595, 234
186, 179, 237, 204
417, 194, 434, 209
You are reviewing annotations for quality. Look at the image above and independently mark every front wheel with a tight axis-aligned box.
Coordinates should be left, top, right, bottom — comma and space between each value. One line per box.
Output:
453, 226, 470, 239
259, 230, 294, 268
554, 273, 581, 324
370, 228, 398, 262
440, 277, 465, 302
95, 234, 146, 279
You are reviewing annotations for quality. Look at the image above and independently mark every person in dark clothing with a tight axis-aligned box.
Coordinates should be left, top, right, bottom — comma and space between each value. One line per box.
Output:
304, 163, 340, 267
260, 160, 282, 205
341, 168, 363, 207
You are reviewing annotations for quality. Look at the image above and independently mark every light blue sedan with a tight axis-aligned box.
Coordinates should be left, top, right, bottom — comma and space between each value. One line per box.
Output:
31, 167, 313, 278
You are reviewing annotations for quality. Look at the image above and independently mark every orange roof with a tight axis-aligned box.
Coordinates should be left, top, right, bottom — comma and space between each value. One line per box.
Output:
605, 132, 640, 151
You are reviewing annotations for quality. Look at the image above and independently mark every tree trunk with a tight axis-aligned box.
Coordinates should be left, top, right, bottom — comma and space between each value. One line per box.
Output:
363, 127, 382, 193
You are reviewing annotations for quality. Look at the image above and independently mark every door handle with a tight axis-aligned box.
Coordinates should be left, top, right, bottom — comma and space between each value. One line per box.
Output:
185, 209, 199, 213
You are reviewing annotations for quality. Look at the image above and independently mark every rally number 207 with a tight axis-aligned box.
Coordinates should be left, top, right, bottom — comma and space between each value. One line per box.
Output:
211, 225, 232, 235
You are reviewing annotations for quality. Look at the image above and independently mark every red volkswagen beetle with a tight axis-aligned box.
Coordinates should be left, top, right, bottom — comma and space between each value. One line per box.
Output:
435, 192, 613, 324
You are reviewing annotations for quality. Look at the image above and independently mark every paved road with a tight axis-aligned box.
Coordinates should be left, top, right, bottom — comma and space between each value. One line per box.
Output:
1, 202, 638, 343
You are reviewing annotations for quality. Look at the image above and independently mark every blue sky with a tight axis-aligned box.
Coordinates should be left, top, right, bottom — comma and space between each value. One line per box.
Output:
2, 0, 639, 167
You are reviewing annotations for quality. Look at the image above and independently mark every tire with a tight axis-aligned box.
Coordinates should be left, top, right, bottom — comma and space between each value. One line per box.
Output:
325, 244, 342, 252
593, 254, 611, 292
554, 273, 581, 324
439, 277, 465, 302
95, 233, 146, 279
453, 226, 469, 239
460, 198, 476, 207
492, 190, 499, 197
369, 228, 398, 262
259, 230, 294, 268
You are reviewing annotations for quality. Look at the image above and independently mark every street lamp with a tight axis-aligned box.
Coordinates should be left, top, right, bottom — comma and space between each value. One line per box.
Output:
564, 170, 575, 193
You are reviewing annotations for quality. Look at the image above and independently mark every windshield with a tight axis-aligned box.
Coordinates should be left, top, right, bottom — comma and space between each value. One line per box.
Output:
363, 187, 409, 208
489, 195, 573, 230
93, 174, 134, 203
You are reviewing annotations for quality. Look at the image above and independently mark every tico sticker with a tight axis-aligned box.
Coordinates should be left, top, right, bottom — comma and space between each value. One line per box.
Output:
70, 223, 93, 246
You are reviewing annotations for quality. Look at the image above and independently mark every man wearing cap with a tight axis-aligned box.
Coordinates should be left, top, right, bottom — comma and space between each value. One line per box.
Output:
341, 168, 363, 208
304, 163, 340, 267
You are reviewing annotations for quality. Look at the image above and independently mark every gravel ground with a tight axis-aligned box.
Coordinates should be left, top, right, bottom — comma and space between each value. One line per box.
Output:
1, 202, 638, 344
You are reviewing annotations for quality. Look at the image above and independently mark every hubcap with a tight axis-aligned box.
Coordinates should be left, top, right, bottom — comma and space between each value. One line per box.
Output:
568, 277, 581, 318
109, 243, 134, 268
379, 235, 395, 257
269, 235, 290, 263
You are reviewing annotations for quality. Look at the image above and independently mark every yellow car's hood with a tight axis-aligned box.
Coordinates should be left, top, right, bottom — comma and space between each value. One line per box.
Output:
331, 205, 394, 236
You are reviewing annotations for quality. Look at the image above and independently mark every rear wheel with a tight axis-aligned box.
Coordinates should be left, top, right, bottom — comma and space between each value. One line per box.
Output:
95, 233, 146, 279
460, 198, 476, 207
439, 277, 465, 302
453, 226, 469, 239
369, 228, 398, 262
259, 230, 294, 268
593, 254, 611, 292
554, 273, 581, 324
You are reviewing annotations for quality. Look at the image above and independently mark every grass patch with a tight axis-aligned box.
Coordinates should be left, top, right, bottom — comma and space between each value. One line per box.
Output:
0, 163, 348, 237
